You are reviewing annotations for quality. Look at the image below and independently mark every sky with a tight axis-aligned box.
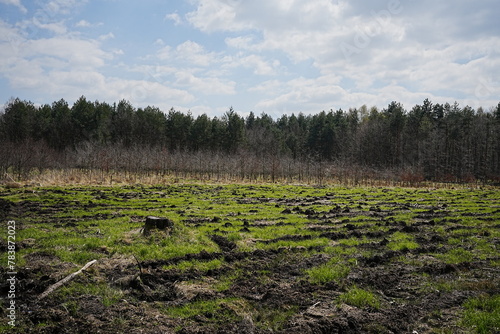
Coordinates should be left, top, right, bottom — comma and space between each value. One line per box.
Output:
0, 0, 499, 117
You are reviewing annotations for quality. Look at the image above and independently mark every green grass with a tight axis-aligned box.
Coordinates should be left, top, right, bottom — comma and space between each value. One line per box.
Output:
258, 237, 331, 251
461, 294, 500, 334
337, 286, 381, 309
164, 297, 242, 323
163, 258, 224, 272
254, 305, 300, 331
387, 231, 419, 251
2, 182, 500, 333
436, 248, 474, 264
306, 257, 351, 284
214, 269, 242, 292
58, 282, 124, 307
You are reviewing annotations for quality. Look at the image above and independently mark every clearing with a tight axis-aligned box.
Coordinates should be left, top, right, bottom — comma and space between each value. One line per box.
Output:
1, 183, 499, 333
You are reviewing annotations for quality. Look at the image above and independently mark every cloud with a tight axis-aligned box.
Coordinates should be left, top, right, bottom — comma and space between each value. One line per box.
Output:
0, 0, 27, 13
157, 40, 225, 71
175, 40, 220, 67
43, 0, 86, 16
75, 20, 90, 27
75, 19, 102, 28
24, 37, 113, 69
187, 0, 345, 33
107, 78, 195, 107
1, 0, 499, 117
211, 0, 499, 111
165, 12, 182, 25
175, 70, 236, 95
186, 0, 252, 32
254, 76, 347, 113
223, 54, 279, 76
157, 41, 219, 67
225, 35, 257, 50
32, 18, 67, 35
98, 32, 115, 41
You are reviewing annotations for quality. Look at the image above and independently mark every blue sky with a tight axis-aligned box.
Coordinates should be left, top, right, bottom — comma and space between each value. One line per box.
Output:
1, 0, 499, 116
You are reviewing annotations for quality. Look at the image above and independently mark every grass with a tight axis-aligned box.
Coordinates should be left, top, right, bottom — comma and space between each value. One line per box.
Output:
337, 286, 381, 309
163, 258, 224, 272
306, 257, 351, 284
253, 305, 300, 331
1, 181, 499, 333
387, 231, 419, 251
165, 299, 227, 319
58, 281, 124, 307
214, 269, 242, 292
163, 298, 243, 324
436, 248, 475, 264
258, 237, 331, 251
461, 294, 500, 334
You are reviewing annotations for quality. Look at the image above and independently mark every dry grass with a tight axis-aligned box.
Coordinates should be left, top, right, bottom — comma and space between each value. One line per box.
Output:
1, 168, 491, 189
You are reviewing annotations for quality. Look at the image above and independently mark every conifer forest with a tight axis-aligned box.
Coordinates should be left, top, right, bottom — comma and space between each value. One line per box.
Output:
1, 97, 500, 184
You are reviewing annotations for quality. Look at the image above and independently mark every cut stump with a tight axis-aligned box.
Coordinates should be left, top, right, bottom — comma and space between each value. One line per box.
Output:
144, 216, 174, 230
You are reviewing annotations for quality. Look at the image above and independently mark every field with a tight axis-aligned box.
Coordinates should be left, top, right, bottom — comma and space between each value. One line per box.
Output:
1, 183, 499, 333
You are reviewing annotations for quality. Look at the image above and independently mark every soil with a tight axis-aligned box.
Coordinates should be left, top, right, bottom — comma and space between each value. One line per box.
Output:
1, 185, 499, 333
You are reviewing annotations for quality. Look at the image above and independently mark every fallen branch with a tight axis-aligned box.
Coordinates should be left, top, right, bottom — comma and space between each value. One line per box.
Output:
132, 254, 144, 276
38, 259, 97, 301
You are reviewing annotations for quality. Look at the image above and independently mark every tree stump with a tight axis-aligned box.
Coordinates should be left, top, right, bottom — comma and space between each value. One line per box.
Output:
144, 216, 174, 231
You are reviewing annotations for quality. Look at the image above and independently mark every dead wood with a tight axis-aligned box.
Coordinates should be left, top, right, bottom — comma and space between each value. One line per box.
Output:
37, 259, 97, 300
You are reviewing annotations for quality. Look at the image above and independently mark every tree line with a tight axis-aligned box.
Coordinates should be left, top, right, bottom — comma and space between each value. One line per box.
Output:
1, 96, 500, 184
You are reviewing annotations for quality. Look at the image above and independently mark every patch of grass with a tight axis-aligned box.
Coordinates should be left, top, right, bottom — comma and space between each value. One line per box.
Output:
249, 224, 310, 241
163, 258, 224, 272
115, 225, 220, 261
254, 305, 299, 331
58, 282, 124, 307
461, 294, 500, 334
258, 237, 330, 251
338, 237, 363, 247
337, 286, 380, 309
436, 248, 474, 264
306, 257, 351, 284
214, 269, 242, 292
387, 231, 419, 251
324, 245, 358, 256
471, 237, 498, 261
433, 278, 499, 293
164, 298, 242, 323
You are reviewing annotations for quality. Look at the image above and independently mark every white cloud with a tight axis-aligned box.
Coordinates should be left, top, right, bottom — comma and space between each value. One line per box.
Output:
182, 0, 499, 113
75, 20, 102, 28
44, 0, 85, 16
224, 54, 279, 76
98, 32, 115, 41
225, 35, 256, 50
186, 0, 252, 32
32, 18, 67, 35
24, 37, 113, 69
254, 76, 346, 113
156, 45, 171, 60
187, 0, 345, 33
75, 19, 91, 27
156, 41, 220, 68
0, 0, 27, 13
175, 71, 236, 95
165, 12, 182, 25
175, 40, 219, 67
1, 0, 499, 116
107, 78, 195, 107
